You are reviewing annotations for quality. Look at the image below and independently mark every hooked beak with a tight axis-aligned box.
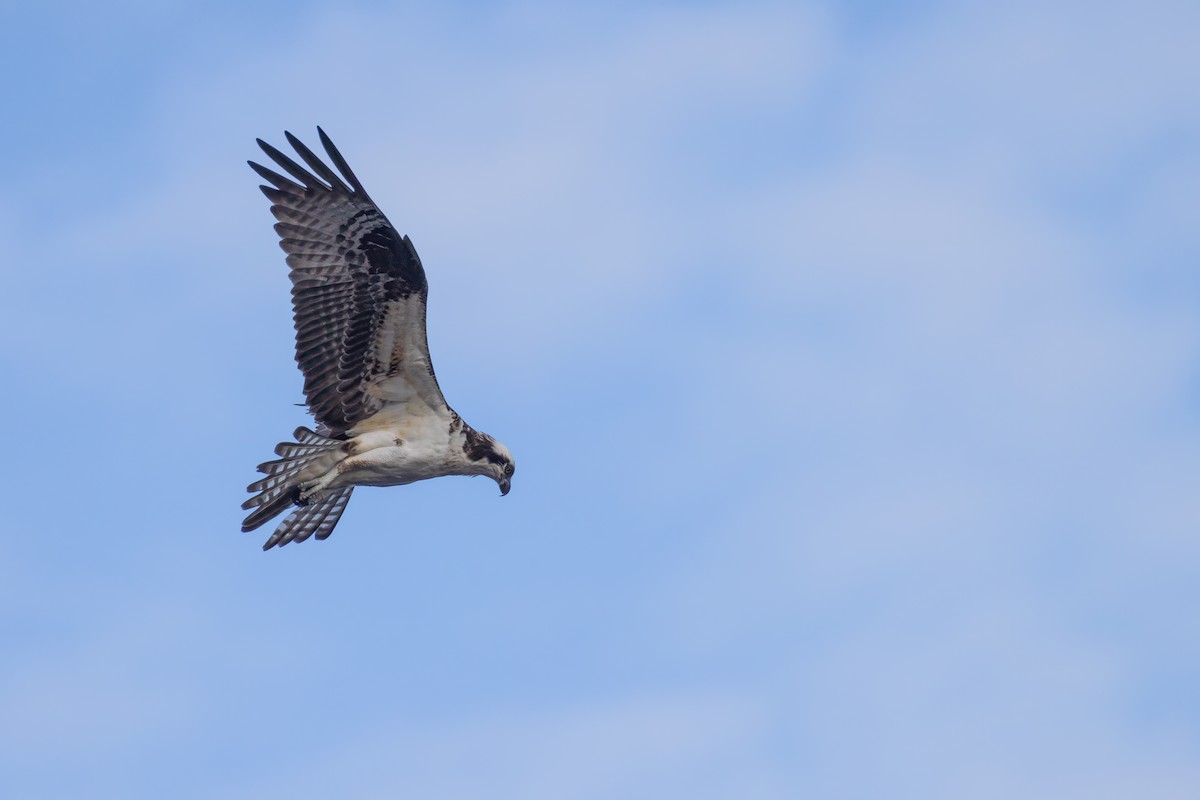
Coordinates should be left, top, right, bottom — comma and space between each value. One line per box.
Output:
498, 477, 511, 496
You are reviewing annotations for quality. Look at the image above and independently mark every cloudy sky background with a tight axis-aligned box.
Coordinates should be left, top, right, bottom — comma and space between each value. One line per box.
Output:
2, 1, 1198, 797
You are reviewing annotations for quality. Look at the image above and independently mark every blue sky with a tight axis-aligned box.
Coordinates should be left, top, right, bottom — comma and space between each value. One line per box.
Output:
2, 1, 1198, 797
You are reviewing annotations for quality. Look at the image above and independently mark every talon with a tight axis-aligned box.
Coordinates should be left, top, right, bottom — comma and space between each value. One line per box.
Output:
294, 474, 333, 507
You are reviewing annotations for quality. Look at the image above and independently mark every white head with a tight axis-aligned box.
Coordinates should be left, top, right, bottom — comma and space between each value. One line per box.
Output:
462, 427, 516, 496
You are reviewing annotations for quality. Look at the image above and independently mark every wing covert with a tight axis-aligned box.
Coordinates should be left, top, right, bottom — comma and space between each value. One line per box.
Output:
250, 129, 450, 434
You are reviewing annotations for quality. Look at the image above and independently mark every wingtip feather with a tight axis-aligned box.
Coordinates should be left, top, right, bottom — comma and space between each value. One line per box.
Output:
249, 160, 303, 192
258, 136, 329, 190
285, 130, 351, 194
316, 127, 371, 200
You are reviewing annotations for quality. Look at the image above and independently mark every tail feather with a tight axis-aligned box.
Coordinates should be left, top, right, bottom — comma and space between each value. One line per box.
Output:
243, 462, 310, 512
246, 469, 305, 497
242, 489, 298, 531
262, 487, 354, 550
242, 428, 351, 543
294, 426, 330, 444
258, 440, 340, 475
249, 455, 319, 489
273, 442, 338, 458
313, 490, 352, 541
256, 456, 303, 474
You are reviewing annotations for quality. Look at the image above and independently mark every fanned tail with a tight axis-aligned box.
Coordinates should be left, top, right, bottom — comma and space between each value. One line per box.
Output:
261, 487, 354, 550
242, 426, 352, 547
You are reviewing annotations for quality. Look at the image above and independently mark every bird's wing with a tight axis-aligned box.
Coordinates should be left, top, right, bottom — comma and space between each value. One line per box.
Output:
250, 129, 451, 435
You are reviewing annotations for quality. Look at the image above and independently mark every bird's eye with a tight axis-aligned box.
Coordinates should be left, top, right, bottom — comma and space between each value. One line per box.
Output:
505, 464, 514, 476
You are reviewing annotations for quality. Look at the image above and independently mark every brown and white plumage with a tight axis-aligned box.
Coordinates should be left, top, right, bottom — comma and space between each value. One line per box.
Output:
242, 129, 515, 550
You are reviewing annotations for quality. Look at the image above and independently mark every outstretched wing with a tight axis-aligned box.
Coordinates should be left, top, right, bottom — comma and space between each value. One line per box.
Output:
250, 128, 450, 435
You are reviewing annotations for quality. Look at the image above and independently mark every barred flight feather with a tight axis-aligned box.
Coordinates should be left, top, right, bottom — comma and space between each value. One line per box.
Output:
262, 487, 354, 550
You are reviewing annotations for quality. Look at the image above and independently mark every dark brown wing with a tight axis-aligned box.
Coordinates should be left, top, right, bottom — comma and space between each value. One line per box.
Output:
250, 129, 450, 434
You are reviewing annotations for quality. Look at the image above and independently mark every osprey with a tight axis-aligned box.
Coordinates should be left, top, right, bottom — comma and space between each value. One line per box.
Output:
242, 129, 515, 550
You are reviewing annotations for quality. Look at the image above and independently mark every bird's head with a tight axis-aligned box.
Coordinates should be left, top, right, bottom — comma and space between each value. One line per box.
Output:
462, 428, 516, 496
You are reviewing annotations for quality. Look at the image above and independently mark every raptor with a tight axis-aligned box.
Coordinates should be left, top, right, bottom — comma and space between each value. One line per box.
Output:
242, 129, 514, 550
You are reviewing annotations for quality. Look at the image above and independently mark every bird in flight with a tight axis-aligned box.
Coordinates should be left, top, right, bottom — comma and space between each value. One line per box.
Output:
242, 129, 515, 550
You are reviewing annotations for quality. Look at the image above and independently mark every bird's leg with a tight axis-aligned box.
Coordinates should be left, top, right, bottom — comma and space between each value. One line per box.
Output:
295, 469, 338, 505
